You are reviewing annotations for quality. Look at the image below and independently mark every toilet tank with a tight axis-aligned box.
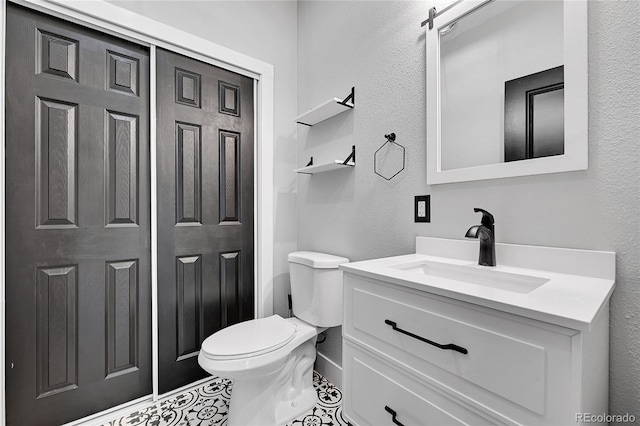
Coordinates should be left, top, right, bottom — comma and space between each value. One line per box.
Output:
288, 251, 349, 327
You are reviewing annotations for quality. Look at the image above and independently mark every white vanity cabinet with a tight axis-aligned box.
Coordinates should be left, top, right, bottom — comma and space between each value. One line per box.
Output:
341, 238, 615, 426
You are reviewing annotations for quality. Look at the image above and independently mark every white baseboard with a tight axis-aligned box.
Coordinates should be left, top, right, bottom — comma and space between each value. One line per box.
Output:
314, 352, 343, 390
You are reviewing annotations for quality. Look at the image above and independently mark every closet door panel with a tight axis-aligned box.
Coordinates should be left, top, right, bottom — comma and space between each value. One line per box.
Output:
5, 5, 151, 424
156, 48, 255, 393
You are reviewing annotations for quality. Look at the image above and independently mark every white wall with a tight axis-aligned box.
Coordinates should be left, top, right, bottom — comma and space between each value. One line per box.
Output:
109, 0, 299, 317
297, 0, 640, 419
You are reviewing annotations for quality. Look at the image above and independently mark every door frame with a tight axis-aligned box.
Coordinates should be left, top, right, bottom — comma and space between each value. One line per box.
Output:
0, 0, 276, 423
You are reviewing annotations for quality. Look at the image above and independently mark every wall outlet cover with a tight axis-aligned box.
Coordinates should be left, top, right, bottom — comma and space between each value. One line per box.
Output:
415, 195, 430, 223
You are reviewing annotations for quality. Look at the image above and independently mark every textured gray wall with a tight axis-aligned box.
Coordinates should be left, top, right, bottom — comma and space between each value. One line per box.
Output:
109, 0, 299, 317
297, 0, 640, 419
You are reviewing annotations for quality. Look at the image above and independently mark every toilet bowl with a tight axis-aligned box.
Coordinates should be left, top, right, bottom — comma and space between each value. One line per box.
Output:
198, 251, 348, 426
198, 316, 321, 425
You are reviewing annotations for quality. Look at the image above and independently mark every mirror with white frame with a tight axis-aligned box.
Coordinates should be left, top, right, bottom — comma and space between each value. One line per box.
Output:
426, 0, 588, 184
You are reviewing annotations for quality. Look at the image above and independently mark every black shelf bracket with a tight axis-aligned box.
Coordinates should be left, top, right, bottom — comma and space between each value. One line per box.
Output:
306, 157, 313, 167
342, 145, 356, 165
339, 87, 355, 107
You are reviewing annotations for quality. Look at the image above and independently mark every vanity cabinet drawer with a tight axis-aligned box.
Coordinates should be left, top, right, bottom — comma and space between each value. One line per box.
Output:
343, 340, 499, 426
343, 274, 575, 423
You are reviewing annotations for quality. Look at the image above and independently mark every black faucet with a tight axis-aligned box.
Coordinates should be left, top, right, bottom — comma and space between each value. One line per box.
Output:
465, 208, 496, 267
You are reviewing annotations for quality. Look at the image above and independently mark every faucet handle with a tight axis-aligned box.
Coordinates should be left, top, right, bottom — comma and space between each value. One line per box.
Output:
473, 208, 495, 226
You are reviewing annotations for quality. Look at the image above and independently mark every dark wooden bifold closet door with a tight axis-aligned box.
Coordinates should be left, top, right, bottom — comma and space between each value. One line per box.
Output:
156, 48, 255, 393
5, 4, 151, 425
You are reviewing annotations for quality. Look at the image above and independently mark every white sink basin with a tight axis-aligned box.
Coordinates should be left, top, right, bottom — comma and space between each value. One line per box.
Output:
390, 260, 549, 294
339, 237, 616, 331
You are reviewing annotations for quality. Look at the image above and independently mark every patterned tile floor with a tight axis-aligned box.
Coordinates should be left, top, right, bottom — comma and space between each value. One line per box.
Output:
104, 371, 348, 426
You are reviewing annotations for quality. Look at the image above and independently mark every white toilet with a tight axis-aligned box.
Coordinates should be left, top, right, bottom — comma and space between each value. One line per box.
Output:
198, 251, 349, 426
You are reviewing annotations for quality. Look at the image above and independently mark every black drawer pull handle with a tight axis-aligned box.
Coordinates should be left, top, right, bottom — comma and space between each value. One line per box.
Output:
384, 319, 468, 355
385, 406, 405, 426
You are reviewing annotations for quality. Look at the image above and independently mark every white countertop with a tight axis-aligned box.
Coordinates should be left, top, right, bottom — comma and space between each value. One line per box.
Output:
340, 238, 616, 332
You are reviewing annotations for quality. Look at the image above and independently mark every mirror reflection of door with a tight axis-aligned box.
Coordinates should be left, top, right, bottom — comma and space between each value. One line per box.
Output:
504, 65, 564, 162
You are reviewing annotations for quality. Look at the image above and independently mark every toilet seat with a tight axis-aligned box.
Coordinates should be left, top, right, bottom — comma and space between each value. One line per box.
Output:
201, 315, 297, 360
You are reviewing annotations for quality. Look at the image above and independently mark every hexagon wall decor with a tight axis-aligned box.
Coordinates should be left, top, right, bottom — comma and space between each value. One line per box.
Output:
374, 133, 405, 180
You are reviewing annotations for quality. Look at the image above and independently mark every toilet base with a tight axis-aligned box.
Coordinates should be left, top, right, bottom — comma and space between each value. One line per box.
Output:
276, 385, 317, 425
226, 336, 318, 426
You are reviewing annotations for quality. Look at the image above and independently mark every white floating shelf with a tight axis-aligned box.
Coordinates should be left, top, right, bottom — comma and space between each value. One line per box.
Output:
294, 160, 355, 175
295, 87, 355, 126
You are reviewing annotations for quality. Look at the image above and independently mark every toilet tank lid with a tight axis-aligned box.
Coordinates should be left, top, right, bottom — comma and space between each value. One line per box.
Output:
288, 251, 349, 269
